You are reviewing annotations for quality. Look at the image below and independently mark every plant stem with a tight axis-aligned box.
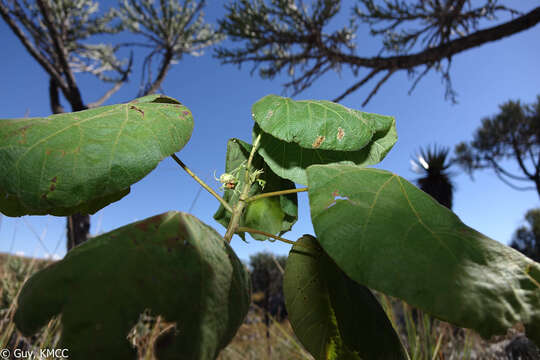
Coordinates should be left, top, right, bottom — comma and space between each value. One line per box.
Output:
237, 227, 297, 245
171, 154, 233, 214
224, 134, 261, 243
246, 187, 308, 202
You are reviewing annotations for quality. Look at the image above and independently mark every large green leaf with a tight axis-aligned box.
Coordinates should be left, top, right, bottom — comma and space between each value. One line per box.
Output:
14, 211, 250, 360
307, 164, 540, 344
251, 95, 396, 185
254, 120, 396, 185
284, 235, 407, 360
253, 95, 389, 151
0, 95, 194, 216
213, 138, 297, 241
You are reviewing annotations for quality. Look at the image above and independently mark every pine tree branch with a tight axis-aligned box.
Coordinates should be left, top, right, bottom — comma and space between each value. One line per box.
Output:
361, 69, 396, 107
486, 157, 531, 181
324, 6, 540, 72
491, 165, 536, 191
333, 68, 380, 103
220, 3, 540, 103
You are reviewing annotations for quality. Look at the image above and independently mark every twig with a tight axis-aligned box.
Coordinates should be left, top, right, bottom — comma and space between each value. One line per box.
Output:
333, 68, 380, 103
245, 188, 307, 202
224, 134, 262, 243
171, 154, 233, 213
0, 3, 67, 93
362, 69, 396, 107
237, 227, 296, 246
88, 81, 125, 108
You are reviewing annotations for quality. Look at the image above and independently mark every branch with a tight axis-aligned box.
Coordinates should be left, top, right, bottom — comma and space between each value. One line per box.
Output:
143, 49, 173, 95
88, 53, 133, 108
221, 4, 540, 103
36, 0, 85, 110
87, 81, 124, 109
325, 6, 540, 71
48, 78, 64, 114
0, 2, 68, 94
332, 68, 380, 103
491, 165, 536, 191
487, 157, 531, 181
362, 69, 396, 107
510, 133, 534, 178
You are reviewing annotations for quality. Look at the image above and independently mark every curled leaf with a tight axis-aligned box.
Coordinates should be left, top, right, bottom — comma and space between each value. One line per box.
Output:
252, 95, 396, 184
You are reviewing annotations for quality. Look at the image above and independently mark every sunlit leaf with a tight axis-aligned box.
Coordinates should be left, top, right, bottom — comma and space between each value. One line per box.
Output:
15, 212, 250, 360
213, 138, 297, 240
252, 95, 396, 184
0, 95, 194, 216
284, 235, 407, 360
307, 164, 540, 345
254, 120, 396, 185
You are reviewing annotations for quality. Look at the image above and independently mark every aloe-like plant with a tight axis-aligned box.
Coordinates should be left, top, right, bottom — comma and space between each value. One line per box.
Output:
1, 94, 539, 359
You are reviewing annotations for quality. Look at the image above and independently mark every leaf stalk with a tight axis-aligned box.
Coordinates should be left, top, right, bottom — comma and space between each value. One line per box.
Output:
245, 188, 308, 202
171, 154, 233, 213
237, 227, 296, 245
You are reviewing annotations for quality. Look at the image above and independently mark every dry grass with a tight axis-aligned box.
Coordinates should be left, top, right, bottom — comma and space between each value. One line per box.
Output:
0, 253, 532, 359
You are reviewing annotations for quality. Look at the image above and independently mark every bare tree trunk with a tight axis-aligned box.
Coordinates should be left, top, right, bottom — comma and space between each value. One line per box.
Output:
49, 78, 90, 251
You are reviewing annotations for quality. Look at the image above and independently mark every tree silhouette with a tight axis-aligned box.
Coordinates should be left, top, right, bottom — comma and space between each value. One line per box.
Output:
1, 0, 130, 250
1, 0, 222, 250
411, 145, 454, 209
249, 252, 287, 320
216, 0, 540, 104
455, 96, 540, 199
510, 208, 540, 263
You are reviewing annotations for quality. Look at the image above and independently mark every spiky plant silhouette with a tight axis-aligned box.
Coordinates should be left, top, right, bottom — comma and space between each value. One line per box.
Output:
411, 145, 454, 209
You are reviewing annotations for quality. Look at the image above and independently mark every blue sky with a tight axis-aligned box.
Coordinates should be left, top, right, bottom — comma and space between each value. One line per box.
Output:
0, 2, 539, 262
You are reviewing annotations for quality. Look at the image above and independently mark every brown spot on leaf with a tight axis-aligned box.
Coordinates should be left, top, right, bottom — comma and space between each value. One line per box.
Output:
332, 190, 339, 197
182, 111, 190, 116
49, 184, 56, 192
129, 105, 145, 117
51, 176, 57, 183
337, 127, 345, 141
312, 136, 325, 149
45, 149, 52, 155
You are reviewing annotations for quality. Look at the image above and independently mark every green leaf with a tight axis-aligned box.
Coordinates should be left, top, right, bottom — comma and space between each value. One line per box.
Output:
307, 164, 540, 345
213, 138, 298, 241
251, 95, 396, 185
254, 95, 381, 151
14, 212, 250, 360
0, 95, 194, 216
284, 235, 406, 360
254, 120, 396, 185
